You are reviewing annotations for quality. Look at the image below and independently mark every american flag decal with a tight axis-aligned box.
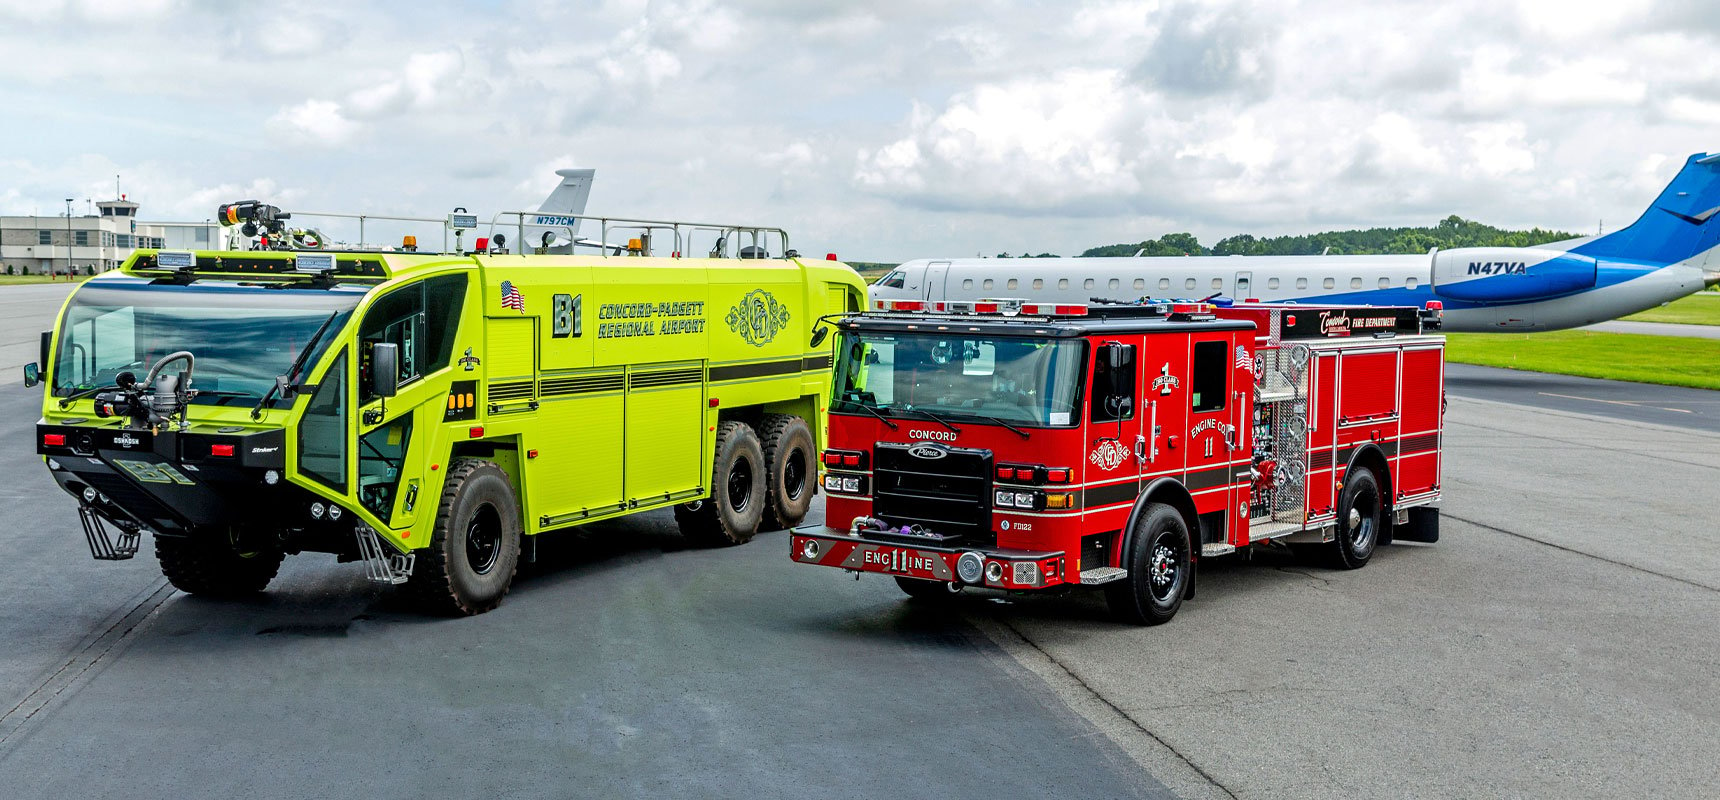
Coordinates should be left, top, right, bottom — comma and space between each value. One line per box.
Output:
1234, 345, 1254, 373
499, 281, 524, 313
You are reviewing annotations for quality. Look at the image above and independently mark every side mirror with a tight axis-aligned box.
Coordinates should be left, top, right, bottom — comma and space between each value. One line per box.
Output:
1103, 342, 1132, 370
809, 326, 829, 348
371, 343, 400, 398
22, 363, 39, 388
40, 331, 52, 376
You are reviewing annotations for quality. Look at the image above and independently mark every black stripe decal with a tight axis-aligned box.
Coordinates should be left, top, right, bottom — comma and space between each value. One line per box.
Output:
1080, 480, 1139, 509
710, 358, 803, 382
1401, 433, 1439, 454
1185, 464, 1237, 491
802, 355, 832, 371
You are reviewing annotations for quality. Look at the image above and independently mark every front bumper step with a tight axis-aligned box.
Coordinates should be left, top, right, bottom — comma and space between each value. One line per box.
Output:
1078, 566, 1127, 585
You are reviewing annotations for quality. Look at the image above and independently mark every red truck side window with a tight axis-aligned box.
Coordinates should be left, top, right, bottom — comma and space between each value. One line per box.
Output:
1191, 340, 1227, 412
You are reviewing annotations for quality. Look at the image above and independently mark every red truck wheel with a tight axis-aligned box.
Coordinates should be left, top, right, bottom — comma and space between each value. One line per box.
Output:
1326, 467, 1381, 569
1105, 503, 1190, 626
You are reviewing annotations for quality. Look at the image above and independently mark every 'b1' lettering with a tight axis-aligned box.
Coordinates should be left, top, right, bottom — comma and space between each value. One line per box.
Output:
552, 293, 582, 338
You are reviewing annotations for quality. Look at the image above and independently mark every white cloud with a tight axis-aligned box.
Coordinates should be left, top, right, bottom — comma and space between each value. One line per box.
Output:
1, 0, 1717, 260
267, 100, 362, 147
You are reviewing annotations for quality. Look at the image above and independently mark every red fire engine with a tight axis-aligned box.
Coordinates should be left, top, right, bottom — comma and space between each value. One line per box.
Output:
791, 297, 1444, 625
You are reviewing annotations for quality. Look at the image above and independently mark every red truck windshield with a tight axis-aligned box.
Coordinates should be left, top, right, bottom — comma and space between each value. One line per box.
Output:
832, 331, 1086, 428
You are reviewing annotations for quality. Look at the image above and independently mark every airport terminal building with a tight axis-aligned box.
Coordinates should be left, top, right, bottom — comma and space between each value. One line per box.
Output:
0, 199, 170, 275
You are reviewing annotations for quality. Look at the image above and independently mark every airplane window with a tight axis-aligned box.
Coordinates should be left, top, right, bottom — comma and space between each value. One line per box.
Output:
1406, 277, 1418, 289
983, 279, 994, 290
1108, 278, 1120, 290
1133, 278, 1145, 290
1185, 278, 1196, 290
1159, 278, 1170, 290
1007, 278, 1019, 289
1268, 277, 1280, 289
1083, 278, 1095, 290
1058, 278, 1069, 289
878, 270, 907, 289
1032, 278, 1044, 289
1296, 278, 1308, 289
1322, 277, 1335, 289
1378, 277, 1390, 288
962, 279, 973, 289
1211, 278, 1222, 290
1350, 277, 1363, 289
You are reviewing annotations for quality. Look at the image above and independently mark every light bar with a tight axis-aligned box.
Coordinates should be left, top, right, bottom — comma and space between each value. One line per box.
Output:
1020, 303, 1088, 317
293, 253, 337, 274
154, 250, 197, 271
874, 299, 926, 312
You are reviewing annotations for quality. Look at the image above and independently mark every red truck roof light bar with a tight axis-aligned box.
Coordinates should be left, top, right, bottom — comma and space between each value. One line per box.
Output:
873, 298, 1087, 317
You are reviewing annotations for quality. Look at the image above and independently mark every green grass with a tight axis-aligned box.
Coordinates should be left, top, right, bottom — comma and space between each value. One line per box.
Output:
1446, 330, 1720, 390
0, 274, 92, 286
1621, 291, 1720, 326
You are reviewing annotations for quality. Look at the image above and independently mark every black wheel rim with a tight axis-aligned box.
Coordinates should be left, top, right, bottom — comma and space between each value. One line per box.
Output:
727, 455, 754, 512
466, 504, 502, 575
1147, 529, 1185, 603
1348, 484, 1378, 556
782, 447, 807, 502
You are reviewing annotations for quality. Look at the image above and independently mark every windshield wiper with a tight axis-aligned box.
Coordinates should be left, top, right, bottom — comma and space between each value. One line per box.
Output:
57, 383, 121, 409
252, 311, 339, 420
973, 415, 1030, 439
902, 407, 962, 434
843, 399, 899, 430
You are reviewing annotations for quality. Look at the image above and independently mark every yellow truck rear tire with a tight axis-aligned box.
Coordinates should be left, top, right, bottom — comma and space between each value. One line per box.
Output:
407, 458, 522, 615
675, 420, 765, 546
759, 413, 815, 530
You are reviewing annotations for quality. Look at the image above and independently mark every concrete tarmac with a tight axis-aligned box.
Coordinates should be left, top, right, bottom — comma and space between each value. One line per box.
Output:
1584, 319, 1720, 339
978, 397, 1720, 798
0, 377, 1167, 800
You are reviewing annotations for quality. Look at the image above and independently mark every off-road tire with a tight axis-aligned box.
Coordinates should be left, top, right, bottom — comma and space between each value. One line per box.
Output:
759, 413, 815, 531
406, 458, 522, 616
155, 531, 283, 597
1326, 467, 1381, 570
675, 420, 766, 546
895, 576, 961, 602
1105, 503, 1191, 626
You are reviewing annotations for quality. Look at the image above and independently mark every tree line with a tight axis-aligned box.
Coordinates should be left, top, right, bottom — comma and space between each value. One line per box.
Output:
1075, 215, 1577, 258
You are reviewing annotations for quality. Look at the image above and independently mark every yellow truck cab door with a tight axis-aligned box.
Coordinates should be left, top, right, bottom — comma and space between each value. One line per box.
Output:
352, 275, 471, 533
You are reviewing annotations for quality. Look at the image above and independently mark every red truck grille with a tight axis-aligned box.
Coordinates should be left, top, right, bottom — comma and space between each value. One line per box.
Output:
871, 443, 993, 542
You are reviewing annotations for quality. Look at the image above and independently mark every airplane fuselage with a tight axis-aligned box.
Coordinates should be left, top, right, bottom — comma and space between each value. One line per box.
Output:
869, 251, 1714, 333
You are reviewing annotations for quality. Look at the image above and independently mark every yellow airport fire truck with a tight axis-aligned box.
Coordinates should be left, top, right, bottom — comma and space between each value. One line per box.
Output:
25, 202, 865, 614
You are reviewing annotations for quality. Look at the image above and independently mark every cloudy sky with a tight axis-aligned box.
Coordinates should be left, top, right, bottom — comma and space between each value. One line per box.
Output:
0, 0, 1715, 260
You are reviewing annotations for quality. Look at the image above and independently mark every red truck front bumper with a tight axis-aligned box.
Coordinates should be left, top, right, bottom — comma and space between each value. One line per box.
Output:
789, 525, 1069, 590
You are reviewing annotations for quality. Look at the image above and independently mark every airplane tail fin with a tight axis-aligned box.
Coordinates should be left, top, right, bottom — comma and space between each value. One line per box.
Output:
520, 168, 595, 252
1574, 153, 1720, 267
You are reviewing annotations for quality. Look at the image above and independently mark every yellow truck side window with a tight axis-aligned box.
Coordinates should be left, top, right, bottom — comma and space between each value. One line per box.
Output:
298, 350, 347, 490
359, 274, 468, 402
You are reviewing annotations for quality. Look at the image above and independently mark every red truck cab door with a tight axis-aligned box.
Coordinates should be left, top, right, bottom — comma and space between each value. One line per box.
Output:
1184, 334, 1245, 548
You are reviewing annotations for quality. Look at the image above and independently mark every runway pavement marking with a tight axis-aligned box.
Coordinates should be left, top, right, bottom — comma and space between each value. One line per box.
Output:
1536, 392, 1693, 414
1443, 513, 1719, 594
1450, 417, 1720, 472
964, 614, 1237, 800
0, 580, 173, 749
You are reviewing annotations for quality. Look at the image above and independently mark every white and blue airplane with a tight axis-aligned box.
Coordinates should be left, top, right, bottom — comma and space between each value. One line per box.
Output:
870, 152, 1720, 332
